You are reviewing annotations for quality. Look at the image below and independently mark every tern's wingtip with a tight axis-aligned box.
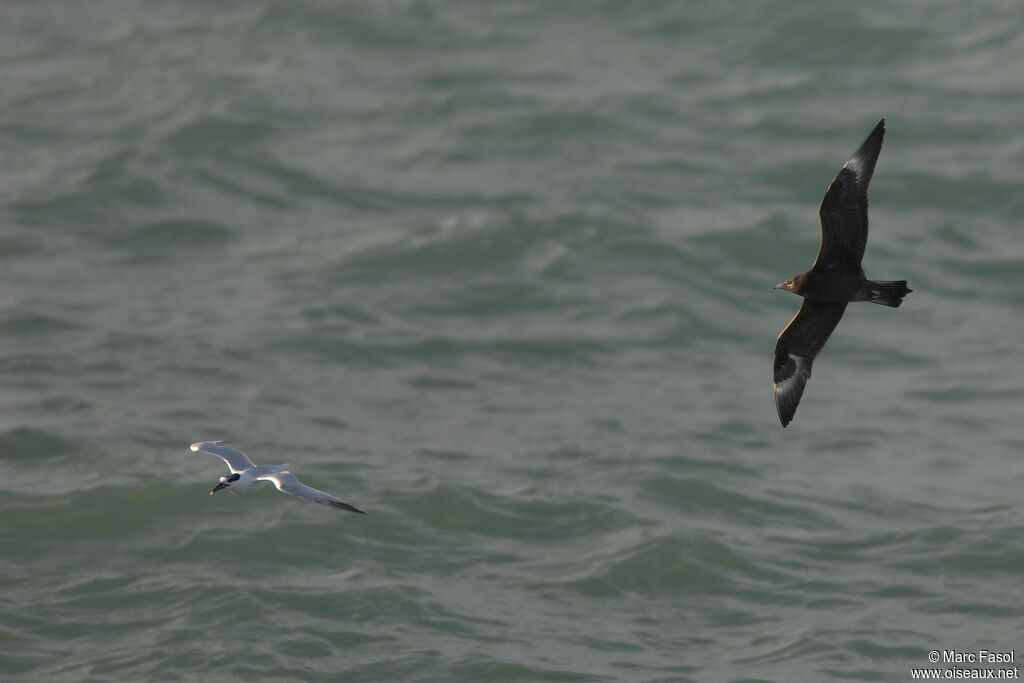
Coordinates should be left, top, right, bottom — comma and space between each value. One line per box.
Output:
190, 440, 227, 452
327, 499, 366, 514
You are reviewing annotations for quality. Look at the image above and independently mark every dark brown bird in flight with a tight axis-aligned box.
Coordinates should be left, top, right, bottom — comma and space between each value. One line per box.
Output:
773, 119, 911, 427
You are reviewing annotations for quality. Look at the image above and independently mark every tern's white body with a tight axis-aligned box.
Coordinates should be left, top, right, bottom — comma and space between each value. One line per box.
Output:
190, 441, 365, 513
217, 464, 290, 495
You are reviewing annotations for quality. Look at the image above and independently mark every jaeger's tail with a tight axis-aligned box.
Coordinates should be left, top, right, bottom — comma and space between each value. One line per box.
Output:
867, 280, 912, 307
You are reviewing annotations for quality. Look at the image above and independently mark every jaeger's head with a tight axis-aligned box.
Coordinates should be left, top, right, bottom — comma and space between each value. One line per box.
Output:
773, 275, 804, 295
210, 472, 240, 495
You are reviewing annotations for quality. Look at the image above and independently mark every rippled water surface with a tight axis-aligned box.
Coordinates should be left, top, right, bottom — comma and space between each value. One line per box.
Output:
3, 2, 1024, 681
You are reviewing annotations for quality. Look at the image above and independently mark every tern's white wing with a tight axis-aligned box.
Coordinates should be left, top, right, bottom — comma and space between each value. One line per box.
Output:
256, 471, 365, 514
190, 441, 256, 473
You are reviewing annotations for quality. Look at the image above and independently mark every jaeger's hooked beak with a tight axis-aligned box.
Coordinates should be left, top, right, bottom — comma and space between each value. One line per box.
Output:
210, 482, 229, 495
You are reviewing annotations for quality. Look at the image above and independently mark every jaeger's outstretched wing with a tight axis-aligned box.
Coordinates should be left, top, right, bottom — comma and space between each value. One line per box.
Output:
773, 300, 848, 427
814, 119, 885, 271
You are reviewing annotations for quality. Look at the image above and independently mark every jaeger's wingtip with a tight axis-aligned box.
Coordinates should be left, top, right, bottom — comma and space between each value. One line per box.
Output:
776, 406, 791, 428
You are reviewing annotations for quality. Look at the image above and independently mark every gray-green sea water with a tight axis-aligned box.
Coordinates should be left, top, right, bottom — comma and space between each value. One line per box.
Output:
3, 2, 1023, 681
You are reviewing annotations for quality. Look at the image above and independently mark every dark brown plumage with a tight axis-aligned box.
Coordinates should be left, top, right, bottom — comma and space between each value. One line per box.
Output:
773, 119, 911, 427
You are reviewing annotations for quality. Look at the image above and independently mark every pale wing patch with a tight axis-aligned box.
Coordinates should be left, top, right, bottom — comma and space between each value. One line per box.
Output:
842, 153, 864, 177
774, 353, 810, 393
773, 354, 812, 427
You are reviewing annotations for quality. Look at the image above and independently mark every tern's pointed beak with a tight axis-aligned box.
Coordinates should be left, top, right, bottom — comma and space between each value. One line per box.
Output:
772, 281, 785, 290
210, 482, 229, 495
